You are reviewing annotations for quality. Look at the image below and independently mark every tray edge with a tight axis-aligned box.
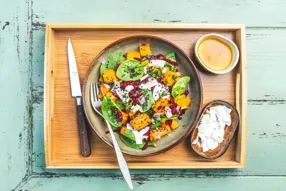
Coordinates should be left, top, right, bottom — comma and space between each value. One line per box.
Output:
43, 23, 247, 169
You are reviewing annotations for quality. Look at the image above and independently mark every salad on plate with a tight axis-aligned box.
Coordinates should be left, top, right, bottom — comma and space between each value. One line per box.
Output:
98, 43, 192, 150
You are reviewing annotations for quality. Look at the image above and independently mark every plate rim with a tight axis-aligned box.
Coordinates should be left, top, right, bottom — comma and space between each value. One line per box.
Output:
82, 34, 203, 156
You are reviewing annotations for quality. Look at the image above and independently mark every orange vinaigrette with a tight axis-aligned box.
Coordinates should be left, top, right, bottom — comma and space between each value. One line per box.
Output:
198, 37, 233, 71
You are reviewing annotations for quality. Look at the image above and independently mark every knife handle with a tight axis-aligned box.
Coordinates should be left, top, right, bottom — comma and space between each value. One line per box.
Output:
76, 98, 91, 157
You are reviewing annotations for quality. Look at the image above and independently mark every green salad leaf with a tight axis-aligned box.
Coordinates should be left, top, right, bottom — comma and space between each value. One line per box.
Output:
119, 134, 145, 149
100, 51, 125, 75
125, 100, 133, 111
116, 60, 145, 81
148, 141, 157, 147
145, 108, 155, 118
114, 99, 125, 111
147, 67, 163, 78
122, 129, 136, 141
165, 52, 176, 71
101, 96, 122, 127
119, 134, 156, 149
166, 52, 176, 62
139, 90, 154, 112
164, 63, 176, 71
151, 121, 161, 129
151, 116, 177, 129
171, 76, 190, 98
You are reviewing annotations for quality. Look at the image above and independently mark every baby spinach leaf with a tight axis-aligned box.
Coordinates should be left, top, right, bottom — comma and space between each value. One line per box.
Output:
166, 52, 176, 62
119, 135, 156, 149
116, 60, 145, 81
101, 96, 122, 127
100, 51, 125, 75
147, 67, 163, 78
171, 76, 190, 98
119, 134, 144, 149
165, 52, 176, 71
114, 99, 125, 111
139, 90, 154, 112
123, 129, 136, 141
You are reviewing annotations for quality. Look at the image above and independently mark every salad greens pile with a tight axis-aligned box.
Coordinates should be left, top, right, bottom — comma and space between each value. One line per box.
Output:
98, 44, 192, 150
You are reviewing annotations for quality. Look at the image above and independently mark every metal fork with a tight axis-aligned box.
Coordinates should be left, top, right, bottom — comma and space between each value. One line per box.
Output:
90, 82, 133, 190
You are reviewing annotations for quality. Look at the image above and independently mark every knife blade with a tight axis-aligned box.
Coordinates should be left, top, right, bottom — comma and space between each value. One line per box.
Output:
67, 39, 91, 157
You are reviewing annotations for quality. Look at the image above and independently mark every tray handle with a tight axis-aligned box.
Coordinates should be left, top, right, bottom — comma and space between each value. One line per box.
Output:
236, 73, 241, 114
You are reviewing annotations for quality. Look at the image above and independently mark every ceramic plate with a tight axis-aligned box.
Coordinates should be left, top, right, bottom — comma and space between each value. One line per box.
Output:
83, 35, 202, 156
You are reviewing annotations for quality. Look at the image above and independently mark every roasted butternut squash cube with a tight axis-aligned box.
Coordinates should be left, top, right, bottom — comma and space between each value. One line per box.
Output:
130, 113, 151, 130
120, 126, 126, 135
162, 70, 181, 87
98, 82, 110, 99
126, 51, 141, 60
161, 120, 179, 130
128, 112, 135, 119
175, 95, 191, 109
140, 44, 152, 56
102, 69, 119, 84
150, 126, 172, 141
121, 112, 128, 124
160, 121, 168, 129
171, 120, 180, 130
152, 98, 170, 115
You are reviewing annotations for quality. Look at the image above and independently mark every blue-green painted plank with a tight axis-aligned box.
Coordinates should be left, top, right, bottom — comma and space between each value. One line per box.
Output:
0, 0, 32, 190
247, 28, 286, 100
18, 175, 286, 191
32, 0, 286, 27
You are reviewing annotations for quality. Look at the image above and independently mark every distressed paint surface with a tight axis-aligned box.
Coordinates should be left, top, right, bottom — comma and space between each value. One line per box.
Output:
0, 0, 32, 190
15, 176, 286, 191
0, 0, 286, 190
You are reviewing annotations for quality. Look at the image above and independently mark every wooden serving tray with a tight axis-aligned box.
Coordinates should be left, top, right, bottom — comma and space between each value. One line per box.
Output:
44, 24, 247, 169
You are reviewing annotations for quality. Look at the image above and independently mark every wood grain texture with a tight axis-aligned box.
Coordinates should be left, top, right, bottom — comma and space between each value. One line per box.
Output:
234, 28, 247, 165
44, 25, 246, 169
47, 23, 244, 30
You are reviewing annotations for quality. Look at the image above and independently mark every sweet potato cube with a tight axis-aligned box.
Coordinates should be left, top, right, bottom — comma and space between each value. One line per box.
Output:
171, 120, 180, 130
175, 95, 191, 109
140, 44, 152, 56
126, 51, 141, 60
130, 113, 151, 130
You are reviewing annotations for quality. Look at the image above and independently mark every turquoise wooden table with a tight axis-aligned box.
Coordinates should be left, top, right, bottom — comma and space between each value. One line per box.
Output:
1, 0, 286, 190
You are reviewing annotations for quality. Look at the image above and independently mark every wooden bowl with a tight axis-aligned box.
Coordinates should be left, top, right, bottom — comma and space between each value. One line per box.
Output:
190, 100, 240, 159
82, 35, 203, 156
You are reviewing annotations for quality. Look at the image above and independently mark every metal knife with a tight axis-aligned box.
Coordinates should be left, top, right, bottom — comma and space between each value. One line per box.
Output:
67, 39, 91, 157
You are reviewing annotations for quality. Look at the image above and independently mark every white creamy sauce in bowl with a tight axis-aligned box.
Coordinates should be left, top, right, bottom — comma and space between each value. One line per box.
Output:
192, 105, 232, 152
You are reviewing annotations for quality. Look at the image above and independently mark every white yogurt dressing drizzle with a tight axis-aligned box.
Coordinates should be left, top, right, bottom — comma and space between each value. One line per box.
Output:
112, 81, 133, 103
126, 123, 149, 144
153, 83, 170, 100
149, 60, 166, 67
